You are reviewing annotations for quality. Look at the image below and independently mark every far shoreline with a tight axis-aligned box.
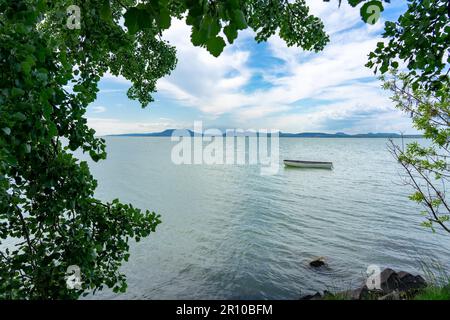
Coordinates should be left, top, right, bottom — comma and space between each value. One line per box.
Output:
105, 129, 424, 139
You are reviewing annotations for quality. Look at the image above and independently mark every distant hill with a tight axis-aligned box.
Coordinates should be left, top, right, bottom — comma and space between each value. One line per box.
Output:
279, 132, 422, 138
116, 129, 177, 137
111, 129, 423, 139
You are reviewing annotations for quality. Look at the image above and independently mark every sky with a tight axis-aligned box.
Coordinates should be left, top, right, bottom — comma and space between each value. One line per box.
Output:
86, 0, 415, 136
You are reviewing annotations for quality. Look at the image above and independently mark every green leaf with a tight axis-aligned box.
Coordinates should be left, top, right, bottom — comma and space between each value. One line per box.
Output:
13, 112, 26, 121
380, 60, 389, 73
191, 27, 207, 46
124, 8, 140, 34
21, 56, 35, 75
11, 88, 25, 98
48, 123, 58, 137
232, 10, 247, 30
206, 36, 226, 57
100, 0, 112, 21
224, 24, 238, 44
208, 18, 221, 38
226, 0, 240, 10
89, 150, 101, 162
360, 1, 384, 25
158, 7, 171, 30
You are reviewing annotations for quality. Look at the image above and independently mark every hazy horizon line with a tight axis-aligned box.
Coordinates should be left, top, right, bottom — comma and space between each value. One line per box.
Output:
105, 128, 423, 138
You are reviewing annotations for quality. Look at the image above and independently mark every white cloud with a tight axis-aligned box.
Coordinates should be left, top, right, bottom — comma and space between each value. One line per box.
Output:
99, 2, 414, 134
99, 88, 126, 94
91, 106, 107, 114
87, 117, 189, 136
266, 100, 414, 134
237, 105, 292, 120
156, 18, 253, 115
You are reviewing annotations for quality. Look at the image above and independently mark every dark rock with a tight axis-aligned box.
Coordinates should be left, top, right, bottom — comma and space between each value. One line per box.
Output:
377, 269, 427, 296
397, 271, 427, 292
323, 290, 332, 297
309, 257, 326, 268
344, 285, 374, 300
299, 292, 322, 300
303, 268, 427, 301
379, 268, 401, 294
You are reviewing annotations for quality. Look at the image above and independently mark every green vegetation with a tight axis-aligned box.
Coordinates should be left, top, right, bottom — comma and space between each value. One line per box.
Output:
377, 2, 450, 298
322, 291, 352, 300
383, 74, 450, 233
322, 286, 450, 300
415, 259, 450, 300
369, 0, 450, 91
0, 0, 363, 299
414, 285, 450, 300
0, 0, 448, 300
376, 0, 450, 235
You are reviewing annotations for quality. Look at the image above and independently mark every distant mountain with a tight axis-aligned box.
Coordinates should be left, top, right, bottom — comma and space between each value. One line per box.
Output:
111, 130, 423, 138
279, 132, 422, 138
280, 132, 347, 138
117, 129, 178, 137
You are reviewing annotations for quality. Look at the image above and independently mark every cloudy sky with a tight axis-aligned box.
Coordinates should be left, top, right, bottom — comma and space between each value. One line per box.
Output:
87, 0, 414, 136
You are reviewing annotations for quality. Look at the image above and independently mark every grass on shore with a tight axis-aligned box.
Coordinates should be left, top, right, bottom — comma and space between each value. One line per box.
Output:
322, 259, 450, 300
414, 284, 450, 300
322, 285, 450, 300
415, 257, 450, 300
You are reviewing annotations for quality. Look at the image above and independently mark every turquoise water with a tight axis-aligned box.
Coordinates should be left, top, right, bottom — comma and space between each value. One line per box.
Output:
86, 137, 450, 299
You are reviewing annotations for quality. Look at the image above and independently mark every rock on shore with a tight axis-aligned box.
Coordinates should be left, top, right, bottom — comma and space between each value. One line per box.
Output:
300, 268, 427, 300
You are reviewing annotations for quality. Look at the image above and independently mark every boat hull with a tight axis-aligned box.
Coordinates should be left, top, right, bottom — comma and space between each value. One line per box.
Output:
283, 160, 333, 169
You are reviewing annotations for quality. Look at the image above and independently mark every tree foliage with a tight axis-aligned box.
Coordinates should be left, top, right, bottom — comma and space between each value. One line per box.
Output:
384, 73, 450, 234
123, 0, 330, 57
0, 0, 168, 299
368, 0, 450, 90
374, 0, 450, 234
0, 0, 337, 299
347, 0, 390, 25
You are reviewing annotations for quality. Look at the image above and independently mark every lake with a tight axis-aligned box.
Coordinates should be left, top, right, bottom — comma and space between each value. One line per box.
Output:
85, 137, 450, 299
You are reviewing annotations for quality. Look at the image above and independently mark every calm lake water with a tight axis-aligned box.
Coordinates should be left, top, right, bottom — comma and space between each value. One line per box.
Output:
85, 137, 450, 299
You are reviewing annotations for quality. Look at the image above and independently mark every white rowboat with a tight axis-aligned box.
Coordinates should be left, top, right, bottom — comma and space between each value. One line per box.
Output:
283, 160, 333, 169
